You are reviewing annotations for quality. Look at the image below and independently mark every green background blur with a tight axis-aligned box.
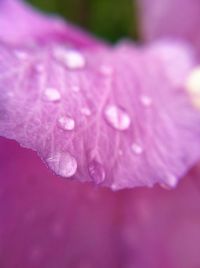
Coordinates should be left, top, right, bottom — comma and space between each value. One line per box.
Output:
26, 0, 138, 42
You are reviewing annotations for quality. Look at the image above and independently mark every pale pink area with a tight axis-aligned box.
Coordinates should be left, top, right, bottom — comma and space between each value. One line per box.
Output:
1, 137, 200, 268
137, 0, 200, 57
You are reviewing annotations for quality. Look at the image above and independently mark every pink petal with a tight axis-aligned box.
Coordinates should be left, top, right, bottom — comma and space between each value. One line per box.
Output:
0, 39, 200, 190
1, 137, 200, 267
0, 0, 103, 48
137, 0, 200, 57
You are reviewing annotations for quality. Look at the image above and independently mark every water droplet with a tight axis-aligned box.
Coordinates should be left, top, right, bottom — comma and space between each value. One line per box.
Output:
131, 143, 143, 154
88, 160, 106, 184
99, 65, 113, 76
57, 115, 75, 131
53, 47, 85, 69
43, 87, 61, 102
14, 49, 28, 60
71, 85, 80, 93
47, 151, 77, 178
81, 107, 91, 116
160, 173, 177, 190
104, 105, 131, 131
140, 95, 152, 107
35, 63, 44, 73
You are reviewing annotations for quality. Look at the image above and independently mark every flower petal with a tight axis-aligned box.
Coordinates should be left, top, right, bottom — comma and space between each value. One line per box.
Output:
0, 0, 102, 48
0, 39, 200, 190
137, 0, 200, 56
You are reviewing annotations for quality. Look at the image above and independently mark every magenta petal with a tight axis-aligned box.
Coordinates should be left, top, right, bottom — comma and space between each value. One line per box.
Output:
0, 40, 200, 190
0, 0, 102, 48
137, 0, 200, 56
1, 137, 200, 267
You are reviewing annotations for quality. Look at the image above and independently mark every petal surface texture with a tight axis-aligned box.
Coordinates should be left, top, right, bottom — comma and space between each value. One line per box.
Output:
1, 1, 200, 189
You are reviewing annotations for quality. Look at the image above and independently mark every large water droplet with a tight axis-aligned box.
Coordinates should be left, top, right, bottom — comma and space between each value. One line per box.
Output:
43, 87, 61, 102
57, 115, 75, 131
53, 47, 85, 69
47, 151, 77, 178
104, 105, 131, 131
88, 160, 106, 184
131, 143, 143, 154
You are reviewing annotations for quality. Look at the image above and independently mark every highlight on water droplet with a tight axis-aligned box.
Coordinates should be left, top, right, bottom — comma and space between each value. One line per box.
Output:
99, 64, 113, 76
104, 104, 131, 131
53, 46, 86, 69
131, 143, 143, 154
57, 115, 75, 131
160, 173, 178, 190
43, 87, 61, 102
81, 107, 91, 116
46, 151, 77, 178
14, 49, 28, 60
140, 95, 152, 107
88, 159, 106, 184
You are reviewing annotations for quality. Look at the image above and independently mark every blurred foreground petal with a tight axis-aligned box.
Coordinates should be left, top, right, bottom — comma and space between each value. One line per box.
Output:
137, 0, 200, 57
0, 0, 102, 48
1, 137, 200, 267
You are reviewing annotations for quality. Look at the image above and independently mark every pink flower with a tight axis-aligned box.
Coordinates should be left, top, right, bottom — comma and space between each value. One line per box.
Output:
0, 0, 200, 267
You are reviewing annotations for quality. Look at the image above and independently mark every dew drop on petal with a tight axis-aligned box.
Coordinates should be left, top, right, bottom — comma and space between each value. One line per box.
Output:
71, 85, 80, 93
88, 160, 106, 184
81, 107, 91, 116
43, 87, 61, 102
47, 152, 77, 178
14, 49, 28, 60
131, 143, 143, 155
140, 95, 152, 107
53, 47, 86, 69
160, 173, 178, 190
104, 105, 131, 131
57, 116, 75, 131
99, 65, 113, 76
35, 63, 45, 73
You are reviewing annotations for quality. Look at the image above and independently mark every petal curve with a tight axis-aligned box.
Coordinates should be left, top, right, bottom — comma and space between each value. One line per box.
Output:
0, 40, 200, 190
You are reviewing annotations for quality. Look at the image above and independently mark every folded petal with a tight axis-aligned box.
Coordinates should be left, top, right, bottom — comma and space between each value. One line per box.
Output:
0, 0, 102, 48
0, 39, 200, 190
1, 137, 200, 267
137, 0, 200, 57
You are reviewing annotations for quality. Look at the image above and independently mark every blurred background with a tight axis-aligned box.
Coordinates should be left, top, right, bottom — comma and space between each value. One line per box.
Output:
26, 0, 138, 42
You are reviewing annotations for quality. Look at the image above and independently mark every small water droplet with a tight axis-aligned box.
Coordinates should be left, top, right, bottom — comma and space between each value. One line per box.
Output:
47, 151, 77, 178
14, 49, 28, 60
131, 143, 143, 154
160, 173, 177, 190
88, 160, 106, 184
35, 63, 44, 73
71, 85, 80, 93
140, 95, 152, 107
57, 115, 75, 131
104, 104, 131, 131
43, 87, 61, 102
99, 65, 113, 76
81, 107, 91, 116
53, 47, 85, 69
